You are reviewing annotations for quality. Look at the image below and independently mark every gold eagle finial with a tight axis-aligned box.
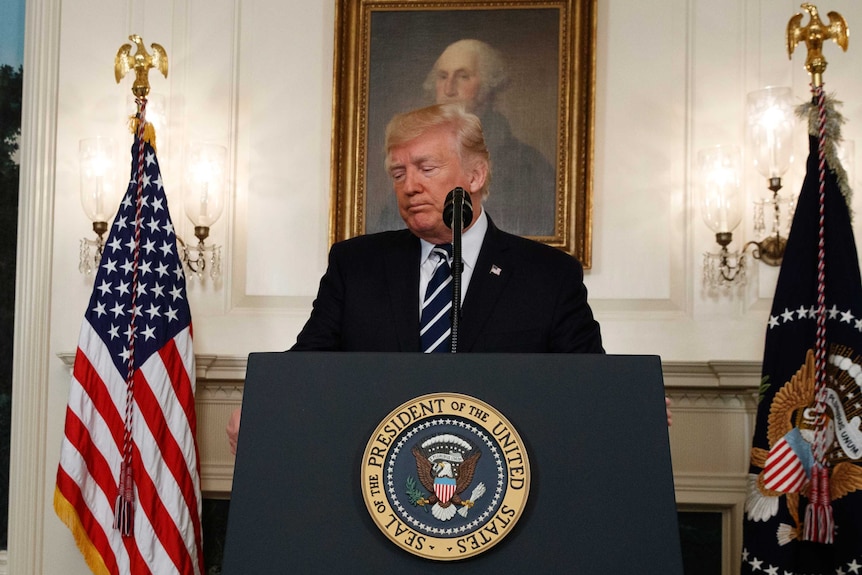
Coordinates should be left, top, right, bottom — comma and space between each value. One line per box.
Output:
114, 34, 168, 98
787, 3, 849, 87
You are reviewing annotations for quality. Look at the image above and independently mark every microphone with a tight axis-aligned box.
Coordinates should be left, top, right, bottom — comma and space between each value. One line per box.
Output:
443, 187, 473, 230
442, 187, 472, 354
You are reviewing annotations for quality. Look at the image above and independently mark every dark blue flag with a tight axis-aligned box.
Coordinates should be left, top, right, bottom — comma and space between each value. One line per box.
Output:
742, 99, 862, 574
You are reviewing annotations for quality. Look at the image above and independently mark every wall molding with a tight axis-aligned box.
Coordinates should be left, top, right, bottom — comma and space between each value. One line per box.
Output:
58, 353, 764, 385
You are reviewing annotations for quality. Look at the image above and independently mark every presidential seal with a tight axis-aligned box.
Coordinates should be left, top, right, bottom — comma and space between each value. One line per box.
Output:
361, 393, 530, 561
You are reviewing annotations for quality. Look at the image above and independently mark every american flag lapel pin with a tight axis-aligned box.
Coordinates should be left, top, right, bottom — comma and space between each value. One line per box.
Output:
490, 265, 502, 276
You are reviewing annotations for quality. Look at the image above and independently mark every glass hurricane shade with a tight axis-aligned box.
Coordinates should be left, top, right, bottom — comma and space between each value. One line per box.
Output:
699, 145, 743, 234
747, 87, 794, 180
183, 143, 226, 228
79, 137, 120, 224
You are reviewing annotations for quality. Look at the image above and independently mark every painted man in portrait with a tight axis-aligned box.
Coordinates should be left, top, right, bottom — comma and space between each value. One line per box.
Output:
424, 39, 557, 237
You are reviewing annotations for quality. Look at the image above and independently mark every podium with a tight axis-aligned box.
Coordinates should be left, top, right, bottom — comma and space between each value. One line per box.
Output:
222, 352, 682, 574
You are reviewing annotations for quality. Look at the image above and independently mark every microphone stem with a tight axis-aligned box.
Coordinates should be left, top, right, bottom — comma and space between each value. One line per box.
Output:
450, 196, 464, 354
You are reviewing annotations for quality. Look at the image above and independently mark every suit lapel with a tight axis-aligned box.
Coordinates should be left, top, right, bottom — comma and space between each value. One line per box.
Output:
384, 231, 422, 352
459, 218, 512, 352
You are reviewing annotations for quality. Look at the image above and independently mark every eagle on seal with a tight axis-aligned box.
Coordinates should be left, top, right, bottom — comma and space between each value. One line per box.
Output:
412, 433, 482, 521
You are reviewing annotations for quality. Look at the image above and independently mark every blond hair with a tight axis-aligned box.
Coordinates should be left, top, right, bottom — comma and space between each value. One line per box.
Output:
384, 103, 492, 198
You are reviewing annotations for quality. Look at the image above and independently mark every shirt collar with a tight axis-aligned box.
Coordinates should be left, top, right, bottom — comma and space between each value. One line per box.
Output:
420, 208, 487, 271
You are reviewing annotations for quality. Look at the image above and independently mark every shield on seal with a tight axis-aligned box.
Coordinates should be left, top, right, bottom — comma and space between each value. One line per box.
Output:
434, 477, 457, 504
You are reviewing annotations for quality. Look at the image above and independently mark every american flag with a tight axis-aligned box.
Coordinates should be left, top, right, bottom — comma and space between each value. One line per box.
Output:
54, 123, 204, 574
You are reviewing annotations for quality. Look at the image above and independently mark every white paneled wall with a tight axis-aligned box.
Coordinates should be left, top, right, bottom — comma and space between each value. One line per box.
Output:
11, 0, 862, 573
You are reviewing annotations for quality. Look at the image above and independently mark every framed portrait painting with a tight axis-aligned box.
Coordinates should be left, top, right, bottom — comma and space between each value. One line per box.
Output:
331, 0, 596, 266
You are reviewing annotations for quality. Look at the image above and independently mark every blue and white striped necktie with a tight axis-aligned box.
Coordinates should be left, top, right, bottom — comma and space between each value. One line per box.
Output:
420, 244, 453, 353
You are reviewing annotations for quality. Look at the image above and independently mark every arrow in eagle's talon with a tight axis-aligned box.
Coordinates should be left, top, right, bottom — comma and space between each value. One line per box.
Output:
457, 482, 486, 518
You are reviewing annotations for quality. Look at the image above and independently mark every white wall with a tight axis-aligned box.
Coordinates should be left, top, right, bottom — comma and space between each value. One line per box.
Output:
11, 0, 862, 573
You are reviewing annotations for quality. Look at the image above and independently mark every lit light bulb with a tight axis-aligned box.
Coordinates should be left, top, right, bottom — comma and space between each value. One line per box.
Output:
183, 143, 226, 229
79, 137, 120, 225
699, 145, 743, 234
747, 87, 794, 180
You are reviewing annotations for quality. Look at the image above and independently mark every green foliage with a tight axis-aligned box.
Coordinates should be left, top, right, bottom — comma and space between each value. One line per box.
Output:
406, 476, 427, 509
0, 65, 23, 180
758, 375, 771, 405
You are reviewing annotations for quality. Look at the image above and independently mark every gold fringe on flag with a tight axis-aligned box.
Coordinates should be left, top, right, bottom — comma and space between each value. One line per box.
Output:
53, 486, 111, 575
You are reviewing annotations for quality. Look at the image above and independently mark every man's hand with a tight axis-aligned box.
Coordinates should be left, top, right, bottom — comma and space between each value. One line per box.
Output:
227, 406, 242, 455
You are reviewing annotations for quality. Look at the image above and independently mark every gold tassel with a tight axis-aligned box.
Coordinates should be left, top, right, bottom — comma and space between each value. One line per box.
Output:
127, 115, 158, 153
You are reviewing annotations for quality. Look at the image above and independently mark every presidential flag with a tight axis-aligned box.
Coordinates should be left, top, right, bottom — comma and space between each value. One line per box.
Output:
742, 94, 862, 574
54, 110, 204, 574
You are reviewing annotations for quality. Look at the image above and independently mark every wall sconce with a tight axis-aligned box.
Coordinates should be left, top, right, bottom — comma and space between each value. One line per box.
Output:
700, 145, 746, 288
79, 137, 120, 275
178, 142, 226, 279
746, 86, 795, 266
79, 137, 226, 281
700, 87, 799, 289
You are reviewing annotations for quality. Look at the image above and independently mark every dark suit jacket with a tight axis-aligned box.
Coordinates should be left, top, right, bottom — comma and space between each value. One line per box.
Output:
292, 216, 604, 353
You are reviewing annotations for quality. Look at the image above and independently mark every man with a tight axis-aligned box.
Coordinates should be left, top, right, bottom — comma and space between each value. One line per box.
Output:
227, 103, 659, 453
425, 39, 557, 237
426, 39, 505, 115
289, 102, 601, 353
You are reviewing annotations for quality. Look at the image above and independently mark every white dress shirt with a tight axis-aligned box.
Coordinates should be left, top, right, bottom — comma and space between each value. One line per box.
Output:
418, 209, 488, 315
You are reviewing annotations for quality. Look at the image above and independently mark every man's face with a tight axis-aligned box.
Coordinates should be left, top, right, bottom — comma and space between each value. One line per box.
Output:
387, 126, 485, 244
433, 45, 484, 113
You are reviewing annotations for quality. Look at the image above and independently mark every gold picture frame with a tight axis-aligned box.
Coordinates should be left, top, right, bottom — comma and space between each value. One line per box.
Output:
330, 0, 596, 266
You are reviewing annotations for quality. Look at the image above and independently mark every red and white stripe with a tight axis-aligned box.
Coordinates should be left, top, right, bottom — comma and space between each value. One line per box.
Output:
435, 480, 457, 505
54, 320, 203, 575
762, 437, 806, 493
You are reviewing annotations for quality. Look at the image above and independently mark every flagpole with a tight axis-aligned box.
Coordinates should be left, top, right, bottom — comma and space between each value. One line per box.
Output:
111, 35, 170, 538
786, 2, 849, 545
